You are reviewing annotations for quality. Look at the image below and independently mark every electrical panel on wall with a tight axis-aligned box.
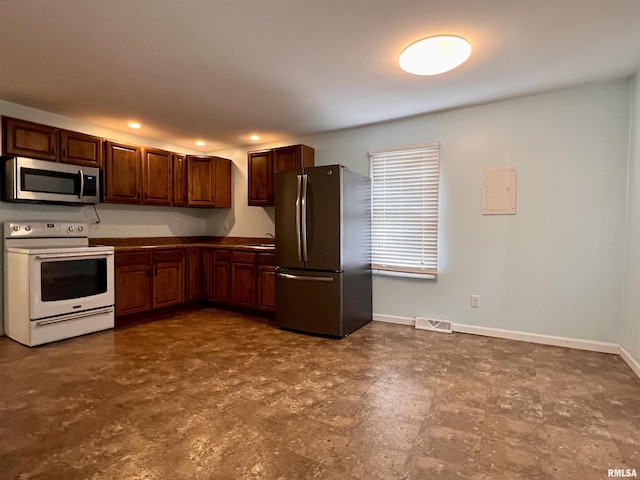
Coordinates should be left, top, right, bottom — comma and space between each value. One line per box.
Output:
482, 166, 516, 215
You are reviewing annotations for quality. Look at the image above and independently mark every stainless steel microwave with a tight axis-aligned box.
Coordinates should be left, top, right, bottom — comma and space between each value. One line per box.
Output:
2, 156, 100, 205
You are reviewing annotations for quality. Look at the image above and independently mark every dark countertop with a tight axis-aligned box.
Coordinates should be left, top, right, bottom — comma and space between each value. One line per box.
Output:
90, 236, 275, 252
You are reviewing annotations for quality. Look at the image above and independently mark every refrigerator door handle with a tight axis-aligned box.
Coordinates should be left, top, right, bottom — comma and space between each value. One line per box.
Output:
295, 174, 303, 261
276, 272, 334, 282
300, 173, 309, 262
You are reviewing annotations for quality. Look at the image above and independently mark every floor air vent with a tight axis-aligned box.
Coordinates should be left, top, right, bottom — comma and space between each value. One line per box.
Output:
415, 317, 453, 333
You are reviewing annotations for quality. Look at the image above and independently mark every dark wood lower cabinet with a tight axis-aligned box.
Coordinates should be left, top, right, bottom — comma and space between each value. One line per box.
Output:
214, 249, 231, 303
115, 251, 152, 316
186, 247, 203, 301
257, 253, 276, 312
152, 249, 184, 308
115, 248, 185, 317
231, 251, 256, 307
115, 246, 276, 318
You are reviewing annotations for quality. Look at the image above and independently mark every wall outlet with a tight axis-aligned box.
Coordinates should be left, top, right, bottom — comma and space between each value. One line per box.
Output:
471, 295, 480, 308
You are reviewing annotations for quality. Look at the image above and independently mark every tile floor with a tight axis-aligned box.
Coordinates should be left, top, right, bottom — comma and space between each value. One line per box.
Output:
1, 307, 639, 479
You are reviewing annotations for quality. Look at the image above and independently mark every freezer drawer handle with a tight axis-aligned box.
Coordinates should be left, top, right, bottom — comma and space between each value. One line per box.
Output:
276, 273, 334, 282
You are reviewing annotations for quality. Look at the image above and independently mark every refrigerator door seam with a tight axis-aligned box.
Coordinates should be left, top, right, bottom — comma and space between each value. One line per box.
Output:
301, 174, 309, 262
295, 174, 303, 262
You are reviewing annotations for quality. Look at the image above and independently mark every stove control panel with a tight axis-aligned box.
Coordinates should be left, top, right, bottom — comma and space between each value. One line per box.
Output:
4, 222, 90, 239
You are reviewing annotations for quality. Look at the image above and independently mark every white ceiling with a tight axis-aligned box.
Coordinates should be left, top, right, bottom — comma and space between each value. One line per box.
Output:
1, 0, 639, 152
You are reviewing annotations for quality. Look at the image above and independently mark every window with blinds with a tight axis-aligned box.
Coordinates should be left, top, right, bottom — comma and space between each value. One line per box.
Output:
369, 142, 440, 276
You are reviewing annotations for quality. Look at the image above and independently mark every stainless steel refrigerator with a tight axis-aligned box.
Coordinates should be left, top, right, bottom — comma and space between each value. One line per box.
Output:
274, 164, 372, 337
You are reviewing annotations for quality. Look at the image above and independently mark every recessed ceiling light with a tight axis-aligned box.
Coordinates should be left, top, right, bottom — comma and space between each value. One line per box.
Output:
128, 122, 141, 129
399, 35, 471, 76
195, 140, 206, 146
250, 135, 260, 141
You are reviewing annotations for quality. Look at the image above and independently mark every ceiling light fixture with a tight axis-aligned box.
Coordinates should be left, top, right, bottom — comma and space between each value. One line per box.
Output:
128, 122, 141, 129
399, 35, 471, 76
249, 135, 260, 141
195, 140, 206, 146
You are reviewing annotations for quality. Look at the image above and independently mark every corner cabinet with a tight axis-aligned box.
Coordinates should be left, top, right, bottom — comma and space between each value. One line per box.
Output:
187, 156, 232, 207
247, 144, 314, 206
2, 116, 103, 167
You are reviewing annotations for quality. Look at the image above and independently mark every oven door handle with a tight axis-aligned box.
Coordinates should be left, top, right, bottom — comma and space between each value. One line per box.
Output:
35, 252, 114, 260
35, 307, 114, 326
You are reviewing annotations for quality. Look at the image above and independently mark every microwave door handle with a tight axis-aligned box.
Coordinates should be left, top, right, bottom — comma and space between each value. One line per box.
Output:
35, 252, 114, 260
78, 169, 84, 199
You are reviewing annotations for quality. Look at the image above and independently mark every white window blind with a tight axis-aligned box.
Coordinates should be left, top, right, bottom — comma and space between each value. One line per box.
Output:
370, 142, 440, 276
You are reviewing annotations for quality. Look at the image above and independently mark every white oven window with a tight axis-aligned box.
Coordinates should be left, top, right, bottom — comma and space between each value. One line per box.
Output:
41, 258, 108, 302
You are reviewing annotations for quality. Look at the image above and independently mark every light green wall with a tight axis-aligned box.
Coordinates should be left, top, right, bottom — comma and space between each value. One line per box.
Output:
218, 80, 631, 344
621, 73, 640, 364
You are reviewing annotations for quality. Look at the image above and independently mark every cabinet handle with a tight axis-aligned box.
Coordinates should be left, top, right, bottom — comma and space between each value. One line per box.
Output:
62, 148, 67, 159
51, 145, 55, 155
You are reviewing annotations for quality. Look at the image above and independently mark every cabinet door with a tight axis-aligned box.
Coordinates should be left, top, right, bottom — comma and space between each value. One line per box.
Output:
142, 148, 173, 205
273, 144, 314, 173
104, 141, 142, 204
214, 249, 231, 303
248, 150, 273, 206
173, 154, 188, 207
152, 249, 185, 308
115, 251, 152, 316
60, 130, 103, 167
231, 251, 256, 307
2, 117, 57, 161
212, 157, 232, 208
257, 254, 276, 312
202, 248, 215, 301
187, 156, 213, 206
186, 247, 203, 301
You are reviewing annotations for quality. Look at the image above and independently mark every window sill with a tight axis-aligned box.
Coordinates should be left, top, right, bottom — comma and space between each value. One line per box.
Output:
373, 269, 436, 280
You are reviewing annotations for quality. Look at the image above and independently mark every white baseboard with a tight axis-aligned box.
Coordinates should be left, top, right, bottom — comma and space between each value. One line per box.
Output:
620, 346, 640, 379
372, 313, 621, 355
452, 322, 620, 354
372, 313, 415, 326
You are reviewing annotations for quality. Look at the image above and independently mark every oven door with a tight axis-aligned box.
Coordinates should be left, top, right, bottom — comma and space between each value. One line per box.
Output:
28, 251, 114, 320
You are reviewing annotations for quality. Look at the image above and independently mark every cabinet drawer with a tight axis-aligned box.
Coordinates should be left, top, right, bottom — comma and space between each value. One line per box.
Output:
215, 249, 230, 261
232, 251, 256, 263
152, 249, 184, 263
257, 253, 276, 266
116, 251, 151, 267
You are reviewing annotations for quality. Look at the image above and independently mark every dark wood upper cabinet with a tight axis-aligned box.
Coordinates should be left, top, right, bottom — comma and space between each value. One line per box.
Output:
273, 144, 314, 173
2, 117, 58, 161
142, 147, 173, 206
248, 150, 273, 206
187, 155, 232, 208
173, 153, 188, 207
2, 117, 103, 167
247, 144, 314, 206
104, 141, 142, 204
59, 130, 103, 167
